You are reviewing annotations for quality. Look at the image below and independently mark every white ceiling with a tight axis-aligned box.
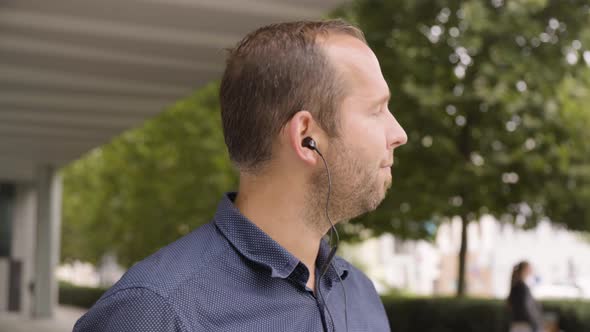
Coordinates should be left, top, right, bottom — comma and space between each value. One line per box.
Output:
0, 0, 345, 181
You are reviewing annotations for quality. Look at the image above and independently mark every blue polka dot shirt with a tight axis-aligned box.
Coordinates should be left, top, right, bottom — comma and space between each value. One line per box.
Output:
73, 193, 390, 331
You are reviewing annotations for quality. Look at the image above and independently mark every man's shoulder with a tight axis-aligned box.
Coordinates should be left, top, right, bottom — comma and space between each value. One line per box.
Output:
75, 222, 232, 331
74, 286, 191, 332
103, 221, 230, 300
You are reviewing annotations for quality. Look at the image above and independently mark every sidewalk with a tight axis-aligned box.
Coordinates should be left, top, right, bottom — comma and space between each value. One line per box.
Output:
0, 305, 85, 332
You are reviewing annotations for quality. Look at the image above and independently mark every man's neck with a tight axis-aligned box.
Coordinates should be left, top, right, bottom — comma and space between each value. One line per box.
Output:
234, 175, 327, 290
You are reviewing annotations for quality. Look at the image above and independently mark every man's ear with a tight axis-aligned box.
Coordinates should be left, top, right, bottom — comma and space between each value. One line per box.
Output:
284, 110, 320, 166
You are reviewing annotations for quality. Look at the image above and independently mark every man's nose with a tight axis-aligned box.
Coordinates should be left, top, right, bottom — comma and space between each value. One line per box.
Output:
387, 113, 407, 149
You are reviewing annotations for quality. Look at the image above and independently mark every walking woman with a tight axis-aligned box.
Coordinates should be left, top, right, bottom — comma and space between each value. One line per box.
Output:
507, 261, 545, 332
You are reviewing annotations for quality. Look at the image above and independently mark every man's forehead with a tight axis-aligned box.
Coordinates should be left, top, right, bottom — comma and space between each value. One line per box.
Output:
321, 34, 376, 68
321, 35, 388, 98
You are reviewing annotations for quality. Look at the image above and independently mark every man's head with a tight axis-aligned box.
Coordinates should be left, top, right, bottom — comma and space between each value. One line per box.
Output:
220, 20, 363, 172
220, 20, 407, 225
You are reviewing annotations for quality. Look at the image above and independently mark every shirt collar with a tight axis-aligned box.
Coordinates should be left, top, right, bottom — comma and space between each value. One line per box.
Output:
214, 192, 348, 281
317, 237, 350, 282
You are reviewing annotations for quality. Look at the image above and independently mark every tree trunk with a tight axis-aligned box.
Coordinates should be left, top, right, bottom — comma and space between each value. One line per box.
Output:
456, 101, 475, 298
457, 215, 469, 297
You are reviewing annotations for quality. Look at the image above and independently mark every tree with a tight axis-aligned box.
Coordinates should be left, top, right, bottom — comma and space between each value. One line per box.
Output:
62, 1, 590, 289
542, 70, 590, 231
336, 0, 590, 295
61, 82, 237, 267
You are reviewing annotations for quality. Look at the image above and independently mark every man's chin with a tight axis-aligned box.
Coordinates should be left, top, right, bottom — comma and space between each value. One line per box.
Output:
385, 174, 393, 190
370, 184, 391, 211
376, 191, 388, 210
333, 178, 391, 220
356, 191, 388, 218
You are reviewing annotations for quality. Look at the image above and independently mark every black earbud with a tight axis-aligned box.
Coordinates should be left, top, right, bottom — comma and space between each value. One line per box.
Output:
301, 137, 317, 151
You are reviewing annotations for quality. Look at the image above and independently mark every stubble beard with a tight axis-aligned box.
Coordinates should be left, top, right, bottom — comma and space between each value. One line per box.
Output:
304, 140, 389, 235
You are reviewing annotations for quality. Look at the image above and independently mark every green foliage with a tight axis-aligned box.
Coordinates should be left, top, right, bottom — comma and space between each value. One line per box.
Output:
543, 71, 590, 231
382, 297, 590, 332
384, 297, 508, 332
58, 283, 590, 332
334, 0, 590, 237
543, 300, 590, 332
61, 1, 590, 269
61, 82, 238, 267
333, 0, 590, 295
58, 282, 107, 309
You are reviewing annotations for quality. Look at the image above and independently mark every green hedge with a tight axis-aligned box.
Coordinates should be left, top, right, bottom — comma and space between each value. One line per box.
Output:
383, 296, 590, 332
543, 300, 590, 332
384, 297, 508, 332
59, 284, 590, 331
59, 282, 107, 309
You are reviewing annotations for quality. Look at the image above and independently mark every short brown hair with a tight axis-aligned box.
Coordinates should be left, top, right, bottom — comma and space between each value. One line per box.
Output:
219, 19, 366, 173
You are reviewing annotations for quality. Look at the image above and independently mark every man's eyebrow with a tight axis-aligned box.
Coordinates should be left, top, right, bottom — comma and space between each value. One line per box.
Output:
373, 89, 391, 107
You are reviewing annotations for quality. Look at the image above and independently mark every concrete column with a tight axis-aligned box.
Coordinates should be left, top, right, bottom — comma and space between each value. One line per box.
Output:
12, 184, 38, 317
32, 166, 62, 318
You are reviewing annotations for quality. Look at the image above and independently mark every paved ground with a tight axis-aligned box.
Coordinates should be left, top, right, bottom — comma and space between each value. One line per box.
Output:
0, 305, 85, 332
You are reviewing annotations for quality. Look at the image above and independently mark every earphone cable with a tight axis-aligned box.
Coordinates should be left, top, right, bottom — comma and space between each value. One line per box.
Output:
315, 149, 348, 332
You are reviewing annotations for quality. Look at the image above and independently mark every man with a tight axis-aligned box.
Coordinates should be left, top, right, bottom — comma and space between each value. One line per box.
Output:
74, 19, 407, 332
